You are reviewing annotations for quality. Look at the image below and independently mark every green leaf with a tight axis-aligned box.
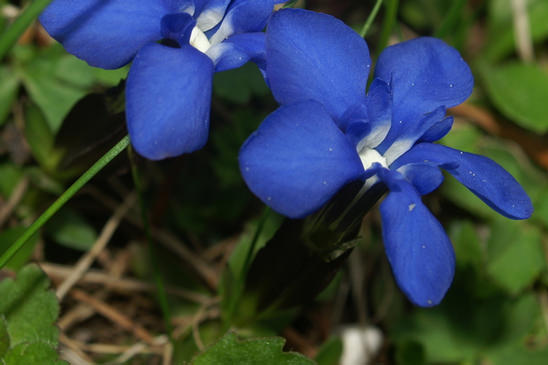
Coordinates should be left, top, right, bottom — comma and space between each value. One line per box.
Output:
45, 208, 98, 251
395, 340, 426, 365
192, 332, 314, 365
0, 265, 64, 364
449, 221, 483, 269
0, 317, 9, 357
394, 286, 541, 363
487, 344, 548, 365
213, 63, 269, 104
481, 63, 548, 133
24, 103, 63, 171
0, 227, 39, 271
220, 211, 283, 325
16, 45, 96, 133
491, 293, 541, 349
486, 220, 545, 294
0, 66, 19, 126
52, 86, 127, 176
0, 163, 23, 198
92, 66, 129, 87
533, 187, 548, 229
0, 265, 59, 346
3, 342, 66, 365
314, 337, 343, 365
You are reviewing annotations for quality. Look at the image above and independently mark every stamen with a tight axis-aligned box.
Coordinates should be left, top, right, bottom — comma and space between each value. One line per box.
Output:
358, 148, 387, 171
189, 27, 212, 53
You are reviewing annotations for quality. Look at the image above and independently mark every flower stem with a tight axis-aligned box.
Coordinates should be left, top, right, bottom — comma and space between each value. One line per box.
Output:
0, 135, 130, 269
359, 0, 384, 38
128, 145, 173, 338
241, 207, 271, 278
377, 0, 399, 54
0, 0, 53, 61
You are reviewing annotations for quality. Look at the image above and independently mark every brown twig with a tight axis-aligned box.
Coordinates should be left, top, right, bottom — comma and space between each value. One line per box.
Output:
172, 302, 220, 340
511, 0, 534, 62
83, 186, 219, 290
69, 288, 156, 345
154, 229, 219, 290
59, 333, 94, 364
192, 306, 206, 351
55, 193, 136, 300
163, 341, 173, 365
41, 262, 211, 304
283, 327, 317, 359
109, 336, 168, 364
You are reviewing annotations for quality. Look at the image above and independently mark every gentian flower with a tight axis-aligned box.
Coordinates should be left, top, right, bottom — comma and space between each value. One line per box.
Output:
239, 9, 533, 306
40, 0, 286, 159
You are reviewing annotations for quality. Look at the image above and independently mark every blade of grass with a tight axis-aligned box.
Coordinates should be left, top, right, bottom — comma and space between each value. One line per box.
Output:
434, 0, 467, 38
241, 208, 271, 278
0, 135, 130, 269
376, 0, 399, 56
0, 0, 53, 61
360, 0, 384, 38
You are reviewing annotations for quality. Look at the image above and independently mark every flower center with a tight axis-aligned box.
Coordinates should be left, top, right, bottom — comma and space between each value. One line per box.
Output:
358, 148, 387, 171
189, 26, 212, 53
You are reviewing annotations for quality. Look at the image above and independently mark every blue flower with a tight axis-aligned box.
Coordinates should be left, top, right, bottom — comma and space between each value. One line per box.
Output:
40, 0, 285, 159
239, 9, 533, 306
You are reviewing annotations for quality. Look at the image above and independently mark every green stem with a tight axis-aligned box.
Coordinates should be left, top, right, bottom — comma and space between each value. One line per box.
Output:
377, 0, 399, 55
128, 146, 173, 338
360, 0, 384, 38
0, 0, 53, 61
434, 0, 466, 38
0, 135, 130, 269
241, 208, 271, 278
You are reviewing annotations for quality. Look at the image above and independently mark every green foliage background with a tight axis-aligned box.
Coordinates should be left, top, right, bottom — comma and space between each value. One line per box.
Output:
0, 0, 547, 364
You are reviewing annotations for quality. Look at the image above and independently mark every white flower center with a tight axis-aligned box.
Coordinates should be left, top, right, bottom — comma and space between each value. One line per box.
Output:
189, 26, 212, 53
358, 148, 387, 171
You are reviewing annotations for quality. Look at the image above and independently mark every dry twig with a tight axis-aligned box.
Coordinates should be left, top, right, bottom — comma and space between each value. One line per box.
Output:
55, 193, 136, 300
511, 0, 534, 62
84, 186, 219, 290
42, 262, 211, 304
69, 288, 156, 345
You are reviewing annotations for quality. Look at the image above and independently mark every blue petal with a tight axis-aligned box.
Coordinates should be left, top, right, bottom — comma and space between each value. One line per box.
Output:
196, 0, 231, 31
396, 163, 444, 195
394, 143, 534, 219
342, 79, 392, 150
345, 119, 371, 147
208, 0, 274, 44
161, 13, 196, 46
192, 0, 209, 14
375, 37, 473, 151
419, 116, 454, 142
207, 32, 266, 72
165, 0, 196, 13
239, 101, 364, 218
378, 169, 455, 307
266, 9, 370, 122
40, 0, 170, 69
361, 79, 392, 148
126, 44, 214, 160
381, 106, 447, 165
